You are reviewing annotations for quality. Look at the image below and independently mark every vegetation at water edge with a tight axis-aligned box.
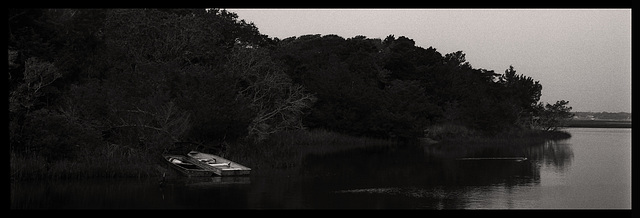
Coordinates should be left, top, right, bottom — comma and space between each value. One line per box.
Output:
9, 9, 575, 180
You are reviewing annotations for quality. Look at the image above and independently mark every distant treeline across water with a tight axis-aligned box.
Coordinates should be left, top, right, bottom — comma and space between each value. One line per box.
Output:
572, 112, 631, 121
564, 119, 631, 128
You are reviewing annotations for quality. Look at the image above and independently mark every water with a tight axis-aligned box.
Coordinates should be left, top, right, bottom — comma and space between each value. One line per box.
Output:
10, 128, 631, 209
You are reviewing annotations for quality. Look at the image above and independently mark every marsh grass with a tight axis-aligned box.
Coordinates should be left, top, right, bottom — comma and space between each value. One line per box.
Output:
11, 126, 572, 180
10, 144, 159, 181
426, 126, 572, 159
425, 123, 571, 144
424, 123, 478, 141
221, 129, 397, 173
10, 129, 395, 180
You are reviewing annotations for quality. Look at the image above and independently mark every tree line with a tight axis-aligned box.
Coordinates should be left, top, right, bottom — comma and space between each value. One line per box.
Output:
573, 112, 631, 120
8, 8, 572, 161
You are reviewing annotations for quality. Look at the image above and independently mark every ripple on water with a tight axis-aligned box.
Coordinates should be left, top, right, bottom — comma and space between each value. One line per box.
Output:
335, 187, 464, 200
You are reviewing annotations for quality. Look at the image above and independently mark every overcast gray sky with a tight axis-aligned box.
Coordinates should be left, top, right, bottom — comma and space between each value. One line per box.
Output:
228, 9, 631, 113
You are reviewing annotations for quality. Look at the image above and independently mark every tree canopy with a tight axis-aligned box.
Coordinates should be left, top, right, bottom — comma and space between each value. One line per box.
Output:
9, 8, 572, 161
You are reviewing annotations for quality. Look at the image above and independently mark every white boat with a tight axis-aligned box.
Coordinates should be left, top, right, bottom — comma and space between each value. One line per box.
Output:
163, 154, 214, 177
187, 151, 251, 176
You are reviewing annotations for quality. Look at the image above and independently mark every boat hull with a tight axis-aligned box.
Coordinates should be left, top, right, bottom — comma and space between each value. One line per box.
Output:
187, 151, 251, 176
163, 154, 214, 177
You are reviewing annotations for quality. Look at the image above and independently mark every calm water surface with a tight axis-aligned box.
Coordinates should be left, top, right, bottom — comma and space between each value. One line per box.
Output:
10, 128, 631, 209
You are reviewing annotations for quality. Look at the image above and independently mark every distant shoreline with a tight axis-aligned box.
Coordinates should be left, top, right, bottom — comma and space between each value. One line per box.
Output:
564, 119, 631, 128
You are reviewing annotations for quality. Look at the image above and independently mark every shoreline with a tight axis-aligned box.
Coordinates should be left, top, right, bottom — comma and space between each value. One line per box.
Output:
9, 124, 624, 181
563, 119, 631, 128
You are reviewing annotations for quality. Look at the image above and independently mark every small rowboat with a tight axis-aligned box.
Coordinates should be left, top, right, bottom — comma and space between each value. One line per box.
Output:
163, 154, 214, 177
187, 151, 251, 176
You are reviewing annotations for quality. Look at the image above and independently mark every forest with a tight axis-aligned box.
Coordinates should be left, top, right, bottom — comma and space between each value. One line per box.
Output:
9, 9, 573, 177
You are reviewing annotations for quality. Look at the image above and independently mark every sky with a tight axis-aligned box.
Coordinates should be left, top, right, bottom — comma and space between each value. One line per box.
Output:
228, 9, 631, 113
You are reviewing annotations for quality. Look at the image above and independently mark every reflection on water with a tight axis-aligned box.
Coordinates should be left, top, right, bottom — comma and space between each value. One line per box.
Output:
527, 140, 574, 173
298, 136, 575, 209
10, 178, 173, 209
303, 137, 573, 187
10, 128, 631, 209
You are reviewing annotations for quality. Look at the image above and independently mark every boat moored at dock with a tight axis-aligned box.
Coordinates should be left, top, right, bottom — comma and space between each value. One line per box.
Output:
187, 151, 251, 176
163, 154, 215, 177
